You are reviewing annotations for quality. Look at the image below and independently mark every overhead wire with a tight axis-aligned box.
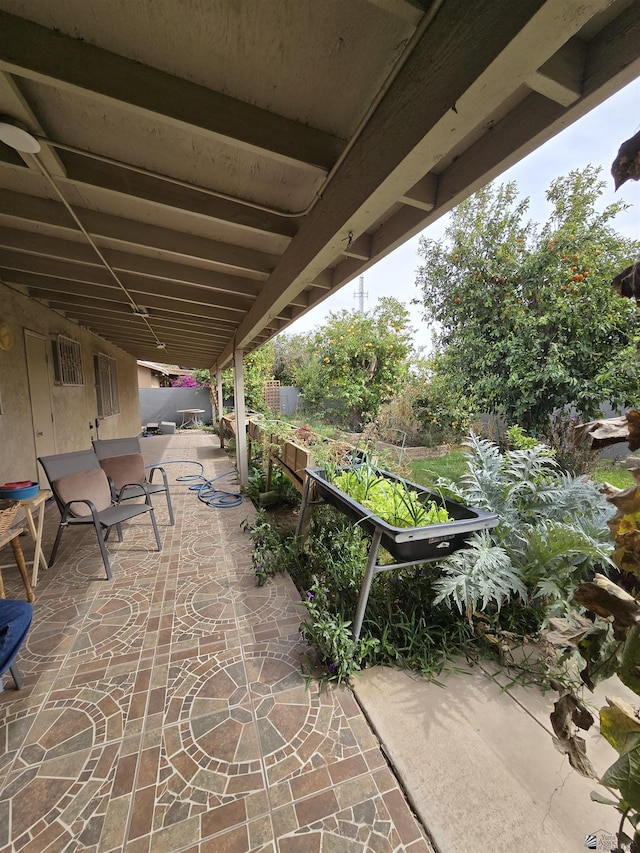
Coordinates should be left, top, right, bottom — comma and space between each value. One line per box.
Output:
27, 151, 167, 350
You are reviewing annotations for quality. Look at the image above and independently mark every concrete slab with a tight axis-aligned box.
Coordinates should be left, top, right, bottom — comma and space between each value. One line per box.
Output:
353, 664, 627, 853
478, 657, 639, 772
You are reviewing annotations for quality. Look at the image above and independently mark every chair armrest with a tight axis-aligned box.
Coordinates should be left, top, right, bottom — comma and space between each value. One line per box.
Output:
147, 465, 170, 489
118, 481, 151, 497
61, 499, 102, 520
105, 474, 117, 502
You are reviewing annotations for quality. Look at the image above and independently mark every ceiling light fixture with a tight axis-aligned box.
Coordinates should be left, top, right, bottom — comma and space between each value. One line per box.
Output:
131, 305, 149, 316
156, 342, 166, 350
0, 116, 41, 153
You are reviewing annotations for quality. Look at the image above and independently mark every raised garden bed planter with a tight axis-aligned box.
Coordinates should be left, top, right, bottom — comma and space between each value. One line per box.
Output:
297, 466, 500, 644
304, 466, 498, 562
249, 419, 363, 493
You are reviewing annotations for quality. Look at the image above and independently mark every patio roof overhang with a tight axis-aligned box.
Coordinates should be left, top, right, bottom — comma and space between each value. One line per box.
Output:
0, 0, 638, 371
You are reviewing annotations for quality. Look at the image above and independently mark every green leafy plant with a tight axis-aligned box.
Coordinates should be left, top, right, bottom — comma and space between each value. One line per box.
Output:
433, 531, 526, 621
434, 433, 616, 617
331, 461, 451, 528
246, 462, 299, 508
507, 424, 543, 451
244, 432, 617, 691
242, 510, 307, 587
408, 353, 475, 446
221, 343, 276, 414
244, 504, 483, 684
300, 578, 380, 686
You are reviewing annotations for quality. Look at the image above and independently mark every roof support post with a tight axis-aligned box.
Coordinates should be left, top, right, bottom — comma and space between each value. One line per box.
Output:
233, 347, 248, 489
215, 368, 224, 448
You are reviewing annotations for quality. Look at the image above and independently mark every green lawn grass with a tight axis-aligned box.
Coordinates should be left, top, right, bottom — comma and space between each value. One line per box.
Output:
410, 449, 636, 491
409, 450, 467, 487
590, 459, 635, 490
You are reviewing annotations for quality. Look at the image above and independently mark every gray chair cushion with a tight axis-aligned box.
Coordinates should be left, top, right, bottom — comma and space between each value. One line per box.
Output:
98, 453, 146, 490
53, 469, 112, 516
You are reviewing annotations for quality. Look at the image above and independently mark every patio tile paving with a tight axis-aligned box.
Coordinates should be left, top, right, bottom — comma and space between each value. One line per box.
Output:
0, 432, 433, 852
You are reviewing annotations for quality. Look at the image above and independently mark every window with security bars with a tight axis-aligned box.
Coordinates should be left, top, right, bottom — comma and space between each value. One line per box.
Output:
94, 353, 120, 417
51, 335, 84, 385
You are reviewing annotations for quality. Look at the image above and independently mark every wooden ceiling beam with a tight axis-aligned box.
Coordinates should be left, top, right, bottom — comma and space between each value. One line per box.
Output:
527, 38, 586, 106
342, 234, 371, 261
111, 337, 218, 355
55, 152, 300, 239
0, 251, 256, 313
75, 317, 232, 343
1, 271, 247, 325
14, 292, 238, 336
30, 302, 240, 354
0, 71, 67, 178
217, 0, 634, 366
97, 330, 218, 354
336, 1, 640, 273
157, 329, 228, 344
42, 309, 235, 343
120, 314, 234, 337
583, 0, 640, 94
135, 353, 220, 369
0, 10, 345, 172
62, 313, 206, 337
219, 0, 577, 362
108, 336, 221, 366
400, 172, 438, 210
309, 270, 333, 290
0, 226, 98, 266
0, 189, 280, 276
0, 226, 265, 297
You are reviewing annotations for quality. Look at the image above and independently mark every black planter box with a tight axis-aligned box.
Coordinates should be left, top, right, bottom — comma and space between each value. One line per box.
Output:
305, 467, 499, 562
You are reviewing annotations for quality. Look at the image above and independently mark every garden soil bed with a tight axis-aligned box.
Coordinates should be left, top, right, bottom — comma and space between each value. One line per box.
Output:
264, 503, 300, 532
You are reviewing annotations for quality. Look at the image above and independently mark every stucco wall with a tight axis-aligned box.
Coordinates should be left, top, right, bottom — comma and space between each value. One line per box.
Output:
139, 387, 212, 426
0, 282, 141, 484
137, 364, 161, 388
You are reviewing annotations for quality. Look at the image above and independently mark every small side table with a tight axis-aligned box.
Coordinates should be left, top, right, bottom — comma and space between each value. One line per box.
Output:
0, 526, 35, 603
18, 489, 51, 587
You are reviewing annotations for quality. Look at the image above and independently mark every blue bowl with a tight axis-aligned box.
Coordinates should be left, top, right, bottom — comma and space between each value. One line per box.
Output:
0, 483, 39, 501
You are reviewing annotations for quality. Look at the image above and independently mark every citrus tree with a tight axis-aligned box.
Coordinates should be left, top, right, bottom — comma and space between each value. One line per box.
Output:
415, 167, 640, 433
297, 297, 413, 429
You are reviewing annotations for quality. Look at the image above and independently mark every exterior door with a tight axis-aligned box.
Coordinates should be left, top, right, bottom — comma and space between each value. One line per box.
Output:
24, 330, 56, 482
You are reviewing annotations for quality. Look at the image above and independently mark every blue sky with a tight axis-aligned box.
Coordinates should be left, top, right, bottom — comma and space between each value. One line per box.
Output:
285, 77, 640, 351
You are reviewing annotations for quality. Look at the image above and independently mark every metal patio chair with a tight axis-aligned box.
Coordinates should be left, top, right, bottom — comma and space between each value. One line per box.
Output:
38, 449, 162, 580
92, 437, 175, 525
0, 599, 33, 690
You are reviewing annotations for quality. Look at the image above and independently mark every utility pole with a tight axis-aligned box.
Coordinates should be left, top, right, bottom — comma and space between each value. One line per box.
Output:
354, 275, 368, 313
